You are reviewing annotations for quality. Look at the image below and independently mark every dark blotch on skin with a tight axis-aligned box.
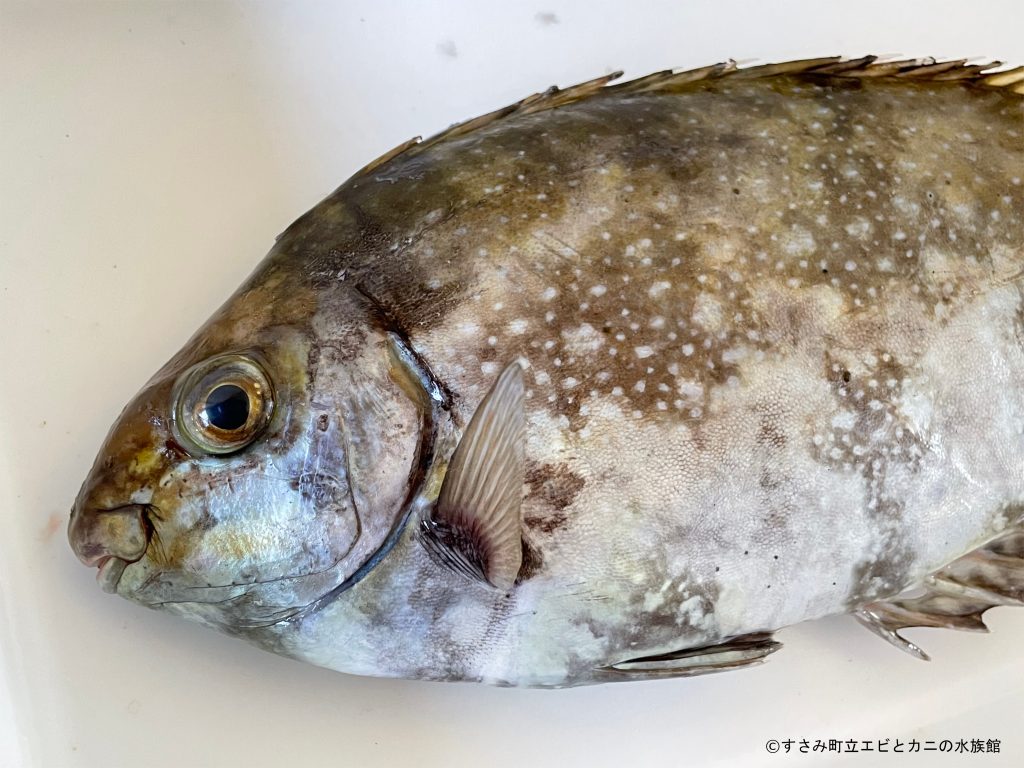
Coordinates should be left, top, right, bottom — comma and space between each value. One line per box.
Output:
190, 508, 217, 533
516, 537, 545, 582
756, 411, 788, 450
290, 472, 345, 506
164, 438, 188, 459
525, 510, 569, 535
524, 462, 589, 518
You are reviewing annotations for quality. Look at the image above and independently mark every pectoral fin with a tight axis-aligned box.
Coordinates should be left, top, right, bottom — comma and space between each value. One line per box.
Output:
603, 632, 781, 679
420, 363, 526, 590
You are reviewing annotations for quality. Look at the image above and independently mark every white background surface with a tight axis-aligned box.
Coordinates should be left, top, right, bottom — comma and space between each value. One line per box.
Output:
1, 2, 1023, 766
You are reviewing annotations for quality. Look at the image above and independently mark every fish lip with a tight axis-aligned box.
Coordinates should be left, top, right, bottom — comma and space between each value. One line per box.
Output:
72, 503, 159, 593
95, 555, 130, 594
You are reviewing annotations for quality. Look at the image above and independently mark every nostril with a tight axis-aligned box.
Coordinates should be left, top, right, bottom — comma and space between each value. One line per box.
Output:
68, 504, 153, 567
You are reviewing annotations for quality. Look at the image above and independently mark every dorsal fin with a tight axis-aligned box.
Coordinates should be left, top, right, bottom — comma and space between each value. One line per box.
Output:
354, 57, 1023, 180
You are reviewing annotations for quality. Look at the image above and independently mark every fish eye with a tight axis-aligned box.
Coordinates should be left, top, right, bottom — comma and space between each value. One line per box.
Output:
173, 355, 274, 455
202, 384, 250, 431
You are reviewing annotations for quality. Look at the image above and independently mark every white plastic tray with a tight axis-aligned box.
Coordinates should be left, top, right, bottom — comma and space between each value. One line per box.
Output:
2, 2, 1022, 766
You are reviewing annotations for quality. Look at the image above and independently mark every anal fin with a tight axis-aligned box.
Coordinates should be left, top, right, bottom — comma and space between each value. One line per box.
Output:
603, 632, 781, 679
856, 522, 1024, 661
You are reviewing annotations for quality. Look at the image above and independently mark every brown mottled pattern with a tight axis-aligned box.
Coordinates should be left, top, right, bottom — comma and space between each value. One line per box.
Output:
286, 76, 1021, 425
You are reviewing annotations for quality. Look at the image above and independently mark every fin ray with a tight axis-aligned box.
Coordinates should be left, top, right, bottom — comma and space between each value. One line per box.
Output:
604, 632, 781, 679
354, 57, 1020, 180
856, 517, 1024, 659
421, 363, 526, 589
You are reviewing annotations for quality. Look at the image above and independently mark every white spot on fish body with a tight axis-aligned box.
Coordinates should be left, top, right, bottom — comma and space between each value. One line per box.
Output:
562, 324, 604, 354
677, 380, 703, 400
832, 411, 856, 430
845, 218, 872, 239
691, 293, 724, 332
648, 281, 671, 298
783, 227, 816, 256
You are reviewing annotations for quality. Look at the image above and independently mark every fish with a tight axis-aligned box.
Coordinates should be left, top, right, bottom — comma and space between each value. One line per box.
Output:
68, 56, 1024, 687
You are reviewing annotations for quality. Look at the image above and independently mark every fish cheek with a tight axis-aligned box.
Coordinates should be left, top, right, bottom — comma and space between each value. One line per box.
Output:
240, 480, 358, 582
142, 464, 361, 596
286, 471, 363, 573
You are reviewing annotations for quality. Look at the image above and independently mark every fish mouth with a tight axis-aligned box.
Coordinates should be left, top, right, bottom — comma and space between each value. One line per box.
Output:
95, 555, 131, 594
69, 502, 157, 594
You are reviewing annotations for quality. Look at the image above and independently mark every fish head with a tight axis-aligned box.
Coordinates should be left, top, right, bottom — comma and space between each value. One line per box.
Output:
68, 256, 431, 632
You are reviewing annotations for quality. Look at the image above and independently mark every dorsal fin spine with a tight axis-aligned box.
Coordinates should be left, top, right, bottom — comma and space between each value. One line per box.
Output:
354, 56, 1021, 181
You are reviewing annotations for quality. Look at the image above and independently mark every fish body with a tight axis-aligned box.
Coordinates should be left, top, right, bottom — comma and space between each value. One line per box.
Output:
69, 58, 1024, 687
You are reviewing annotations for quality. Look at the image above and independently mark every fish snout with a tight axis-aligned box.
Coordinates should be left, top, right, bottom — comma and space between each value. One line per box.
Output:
68, 504, 152, 593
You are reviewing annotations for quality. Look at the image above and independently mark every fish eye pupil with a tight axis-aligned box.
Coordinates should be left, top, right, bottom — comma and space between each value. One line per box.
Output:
204, 384, 250, 431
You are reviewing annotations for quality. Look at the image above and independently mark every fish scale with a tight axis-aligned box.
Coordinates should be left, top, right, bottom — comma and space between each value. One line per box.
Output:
69, 57, 1024, 686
